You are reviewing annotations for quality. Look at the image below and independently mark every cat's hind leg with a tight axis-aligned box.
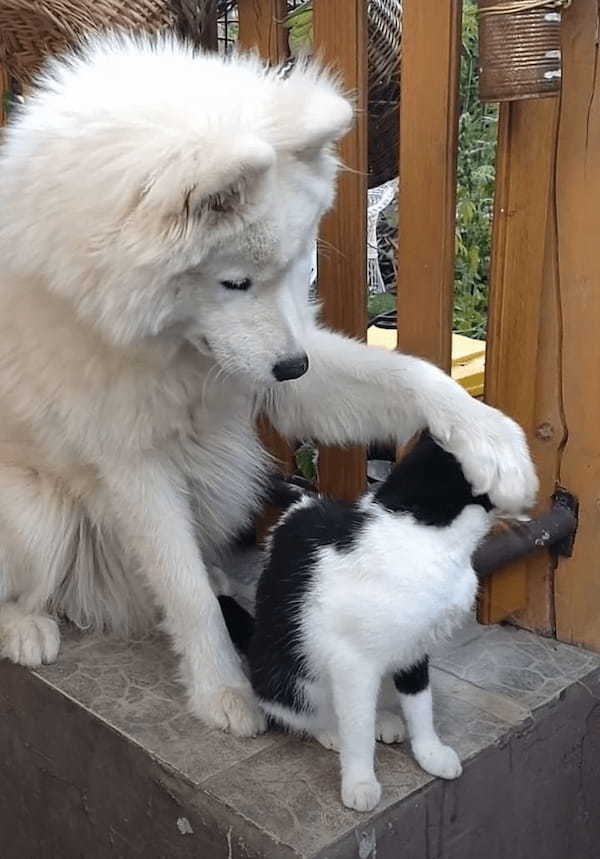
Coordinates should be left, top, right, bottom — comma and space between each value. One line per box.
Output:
394, 657, 462, 779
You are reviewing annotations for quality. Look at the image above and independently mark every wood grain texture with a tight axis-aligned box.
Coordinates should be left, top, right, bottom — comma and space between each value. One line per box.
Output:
511, 166, 564, 634
480, 97, 560, 625
0, 65, 8, 127
395, 0, 463, 371
553, 0, 600, 650
237, 0, 288, 63
313, 0, 368, 500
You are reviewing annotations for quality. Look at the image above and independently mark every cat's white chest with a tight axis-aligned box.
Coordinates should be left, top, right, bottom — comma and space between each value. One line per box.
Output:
306, 513, 481, 672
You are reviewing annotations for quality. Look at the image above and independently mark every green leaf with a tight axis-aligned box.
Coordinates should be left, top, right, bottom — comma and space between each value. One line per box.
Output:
295, 444, 317, 482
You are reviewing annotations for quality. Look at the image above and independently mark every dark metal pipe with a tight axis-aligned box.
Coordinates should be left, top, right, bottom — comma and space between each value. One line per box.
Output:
274, 473, 579, 581
474, 491, 578, 580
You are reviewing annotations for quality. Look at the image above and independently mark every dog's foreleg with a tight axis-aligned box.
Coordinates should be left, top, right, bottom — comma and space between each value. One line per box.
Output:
267, 327, 537, 513
104, 461, 266, 737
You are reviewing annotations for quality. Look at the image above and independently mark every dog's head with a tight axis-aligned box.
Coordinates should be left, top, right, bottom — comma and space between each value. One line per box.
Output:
0, 34, 353, 385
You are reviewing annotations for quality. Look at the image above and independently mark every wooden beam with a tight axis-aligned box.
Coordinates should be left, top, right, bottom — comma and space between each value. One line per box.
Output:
480, 97, 559, 626
237, 0, 288, 63
553, 0, 600, 650
313, 0, 368, 501
396, 0, 463, 371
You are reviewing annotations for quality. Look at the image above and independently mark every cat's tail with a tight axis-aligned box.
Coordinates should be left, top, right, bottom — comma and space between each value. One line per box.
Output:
218, 595, 255, 655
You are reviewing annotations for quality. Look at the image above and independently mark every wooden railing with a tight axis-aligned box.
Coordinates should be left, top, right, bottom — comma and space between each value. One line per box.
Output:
238, 0, 600, 653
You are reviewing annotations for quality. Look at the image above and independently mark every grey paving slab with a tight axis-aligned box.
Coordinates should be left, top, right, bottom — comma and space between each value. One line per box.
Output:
35, 626, 278, 784
432, 620, 600, 710
202, 665, 530, 857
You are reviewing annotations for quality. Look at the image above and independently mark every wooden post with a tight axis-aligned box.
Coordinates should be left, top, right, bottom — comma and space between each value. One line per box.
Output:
237, 0, 288, 62
396, 0, 463, 371
552, 0, 600, 651
0, 65, 8, 127
482, 0, 600, 648
480, 98, 559, 627
313, 0, 368, 501
237, 0, 294, 474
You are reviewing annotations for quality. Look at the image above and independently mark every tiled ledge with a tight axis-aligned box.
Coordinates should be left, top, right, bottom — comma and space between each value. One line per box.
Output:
1, 590, 599, 857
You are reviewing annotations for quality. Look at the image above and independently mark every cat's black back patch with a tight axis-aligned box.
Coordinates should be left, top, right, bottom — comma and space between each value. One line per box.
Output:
374, 432, 492, 526
249, 498, 372, 712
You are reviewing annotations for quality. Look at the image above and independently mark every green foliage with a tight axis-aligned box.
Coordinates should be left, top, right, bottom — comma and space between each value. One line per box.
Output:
367, 291, 396, 320
284, 2, 313, 55
454, 0, 497, 339
295, 442, 318, 482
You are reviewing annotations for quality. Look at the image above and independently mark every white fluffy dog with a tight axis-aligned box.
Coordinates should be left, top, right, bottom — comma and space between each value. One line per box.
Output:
0, 34, 537, 736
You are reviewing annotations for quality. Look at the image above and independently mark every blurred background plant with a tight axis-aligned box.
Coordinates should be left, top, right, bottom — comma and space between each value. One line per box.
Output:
454, 0, 497, 339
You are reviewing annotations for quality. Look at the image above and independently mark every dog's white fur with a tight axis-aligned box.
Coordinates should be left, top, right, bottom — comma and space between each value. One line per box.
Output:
0, 34, 537, 735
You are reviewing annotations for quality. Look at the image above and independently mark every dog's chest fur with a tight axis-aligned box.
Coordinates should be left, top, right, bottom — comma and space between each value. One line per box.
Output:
159, 351, 272, 551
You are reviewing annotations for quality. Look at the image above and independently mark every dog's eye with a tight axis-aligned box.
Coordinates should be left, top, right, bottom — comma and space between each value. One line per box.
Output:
220, 278, 252, 291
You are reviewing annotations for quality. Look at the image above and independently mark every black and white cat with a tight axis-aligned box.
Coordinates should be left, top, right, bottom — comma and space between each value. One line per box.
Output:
219, 433, 496, 812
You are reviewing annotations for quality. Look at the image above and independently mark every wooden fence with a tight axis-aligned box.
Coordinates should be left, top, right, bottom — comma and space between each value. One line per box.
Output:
238, 0, 600, 653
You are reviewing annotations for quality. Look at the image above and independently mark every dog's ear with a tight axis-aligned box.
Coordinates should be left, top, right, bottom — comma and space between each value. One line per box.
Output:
272, 63, 354, 156
133, 134, 276, 229
292, 91, 354, 154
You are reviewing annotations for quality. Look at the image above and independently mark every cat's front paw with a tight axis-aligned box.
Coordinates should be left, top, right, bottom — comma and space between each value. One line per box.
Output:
342, 778, 382, 812
413, 740, 462, 779
376, 709, 405, 744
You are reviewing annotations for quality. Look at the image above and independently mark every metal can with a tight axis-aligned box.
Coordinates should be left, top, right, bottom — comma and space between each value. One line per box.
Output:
478, 0, 564, 102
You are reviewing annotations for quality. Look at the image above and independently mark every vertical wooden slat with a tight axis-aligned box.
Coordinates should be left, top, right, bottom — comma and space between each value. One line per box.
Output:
237, 0, 288, 62
0, 65, 8, 127
512, 171, 563, 634
313, 0, 368, 501
479, 98, 559, 625
396, 0, 463, 371
238, 0, 294, 474
553, 0, 600, 651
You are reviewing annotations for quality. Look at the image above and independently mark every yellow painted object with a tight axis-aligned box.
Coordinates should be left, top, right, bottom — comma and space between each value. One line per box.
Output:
367, 327, 486, 398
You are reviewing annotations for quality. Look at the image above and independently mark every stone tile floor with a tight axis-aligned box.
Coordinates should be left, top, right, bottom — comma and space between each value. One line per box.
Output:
29, 547, 600, 858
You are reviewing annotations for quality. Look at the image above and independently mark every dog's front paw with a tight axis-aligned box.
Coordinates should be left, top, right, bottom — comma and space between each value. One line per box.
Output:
191, 686, 267, 737
342, 778, 382, 812
0, 604, 60, 667
432, 400, 538, 514
412, 740, 462, 780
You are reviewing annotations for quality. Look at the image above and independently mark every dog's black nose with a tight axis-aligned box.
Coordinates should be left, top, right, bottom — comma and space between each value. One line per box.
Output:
272, 354, 309, 382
